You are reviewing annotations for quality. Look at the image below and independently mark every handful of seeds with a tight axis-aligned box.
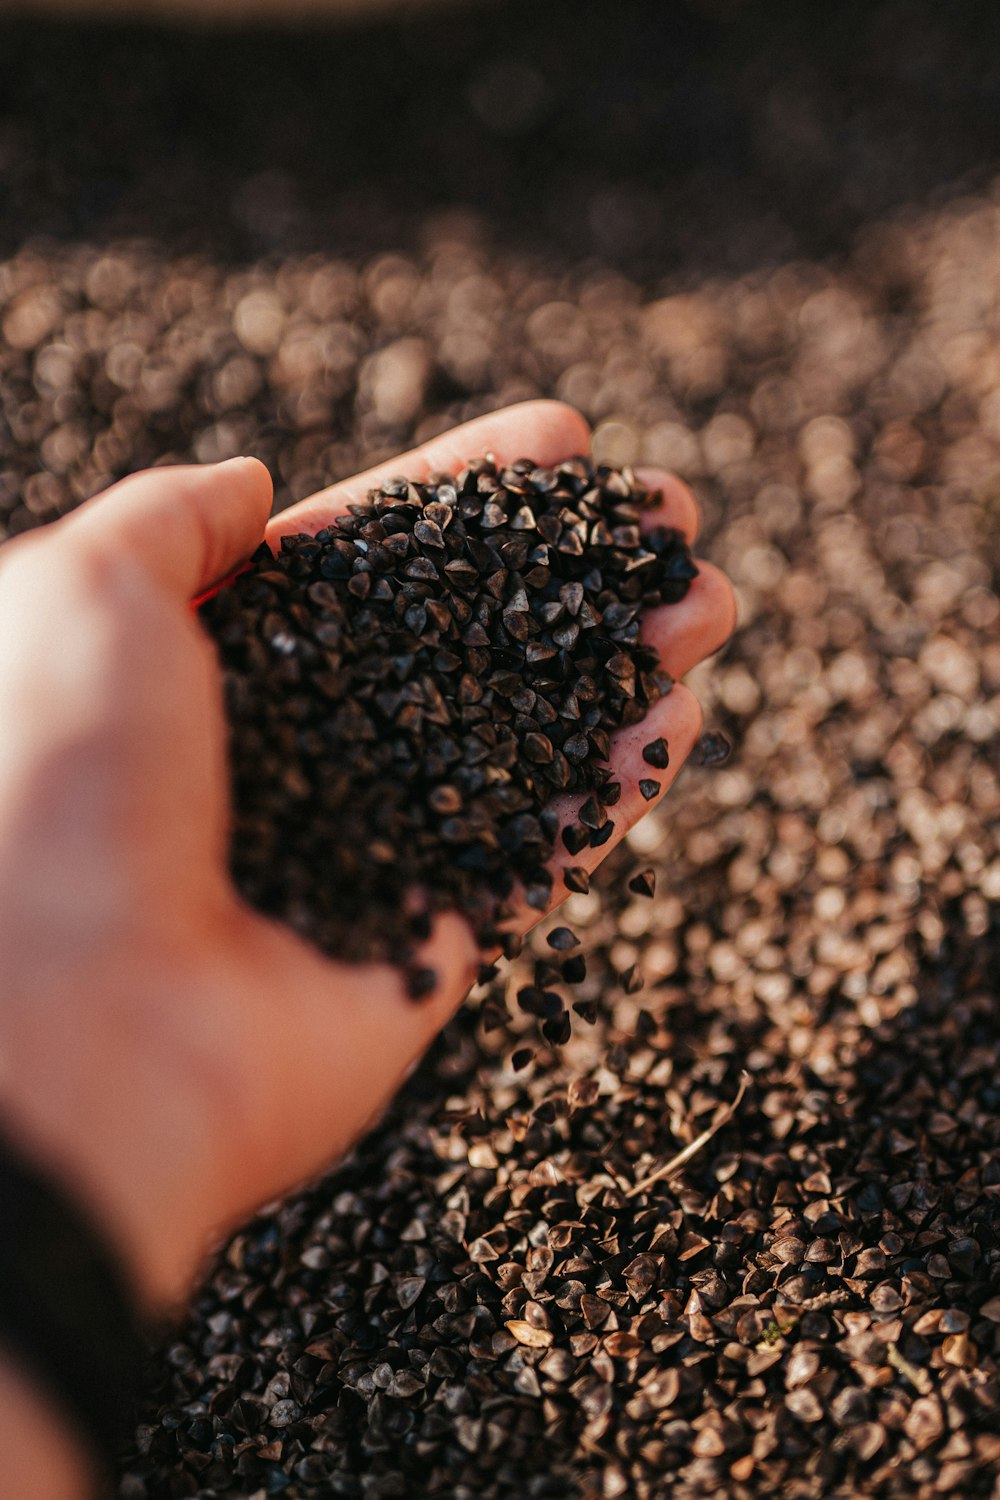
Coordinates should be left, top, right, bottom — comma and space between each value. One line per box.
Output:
200, 456, 697, 1000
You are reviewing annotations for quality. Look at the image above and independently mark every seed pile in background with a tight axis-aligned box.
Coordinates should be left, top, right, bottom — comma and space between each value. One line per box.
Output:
0, 3, 998, 1497
200, 458, 695, 1005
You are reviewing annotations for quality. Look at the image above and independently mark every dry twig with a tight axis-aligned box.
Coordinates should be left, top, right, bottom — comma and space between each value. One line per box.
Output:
626, 1071, 751, 1199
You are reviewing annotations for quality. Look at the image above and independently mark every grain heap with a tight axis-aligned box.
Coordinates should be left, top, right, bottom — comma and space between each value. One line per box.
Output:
200, 458, 695, 1007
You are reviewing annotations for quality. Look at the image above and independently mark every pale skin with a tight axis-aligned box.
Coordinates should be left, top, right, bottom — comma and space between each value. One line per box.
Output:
0, 401, 735, 1497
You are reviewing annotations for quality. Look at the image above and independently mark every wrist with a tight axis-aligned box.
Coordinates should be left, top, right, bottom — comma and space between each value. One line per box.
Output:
0, 908, 241, 1312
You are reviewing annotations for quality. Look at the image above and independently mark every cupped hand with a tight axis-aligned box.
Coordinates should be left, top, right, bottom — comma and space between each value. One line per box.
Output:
0, 401, 735, 1311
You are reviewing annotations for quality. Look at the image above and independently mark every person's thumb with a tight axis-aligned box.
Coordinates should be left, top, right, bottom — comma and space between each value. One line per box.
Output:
55, 458, 273, 600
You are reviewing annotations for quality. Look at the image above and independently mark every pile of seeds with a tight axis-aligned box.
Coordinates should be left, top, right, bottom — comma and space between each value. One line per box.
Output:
200, 458, 695, 1002
1, 3, 999, 1497
120, 947, 1000, 1500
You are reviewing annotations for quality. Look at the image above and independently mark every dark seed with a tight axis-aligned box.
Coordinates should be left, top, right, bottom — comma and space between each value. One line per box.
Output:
628, 868, 656, 898
541, 1012, 571, 1046
562, 823, 590, 856
638, 778, 661, 800
578, 796, 607, 831
523, 882, 551, 911
693, 731, 732, 767
562, 732, 590, 762
641, 737, 669, 768
524, 732, 554, 764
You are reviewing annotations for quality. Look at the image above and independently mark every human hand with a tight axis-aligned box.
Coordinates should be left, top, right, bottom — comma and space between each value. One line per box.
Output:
0, 401, 735, 1315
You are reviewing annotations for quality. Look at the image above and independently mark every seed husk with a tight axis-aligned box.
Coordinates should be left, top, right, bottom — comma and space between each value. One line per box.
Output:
628, 868, 656, 899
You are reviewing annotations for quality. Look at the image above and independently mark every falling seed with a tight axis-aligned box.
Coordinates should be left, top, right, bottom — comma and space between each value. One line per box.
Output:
542, 1012, 572, 1045
641, 737, 669, 768
563, 865, 590, 894
479, 1001, 509, 1032
693, 730, 732, 767
561, 954, 587, 984
547, 926, 580, 952
628, 868, 656, 898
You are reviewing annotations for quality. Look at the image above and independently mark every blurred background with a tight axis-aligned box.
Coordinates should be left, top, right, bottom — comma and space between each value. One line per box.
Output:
0, 0, 459, 18
1, 1, 999, 1496
2, 0, 1000, 518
